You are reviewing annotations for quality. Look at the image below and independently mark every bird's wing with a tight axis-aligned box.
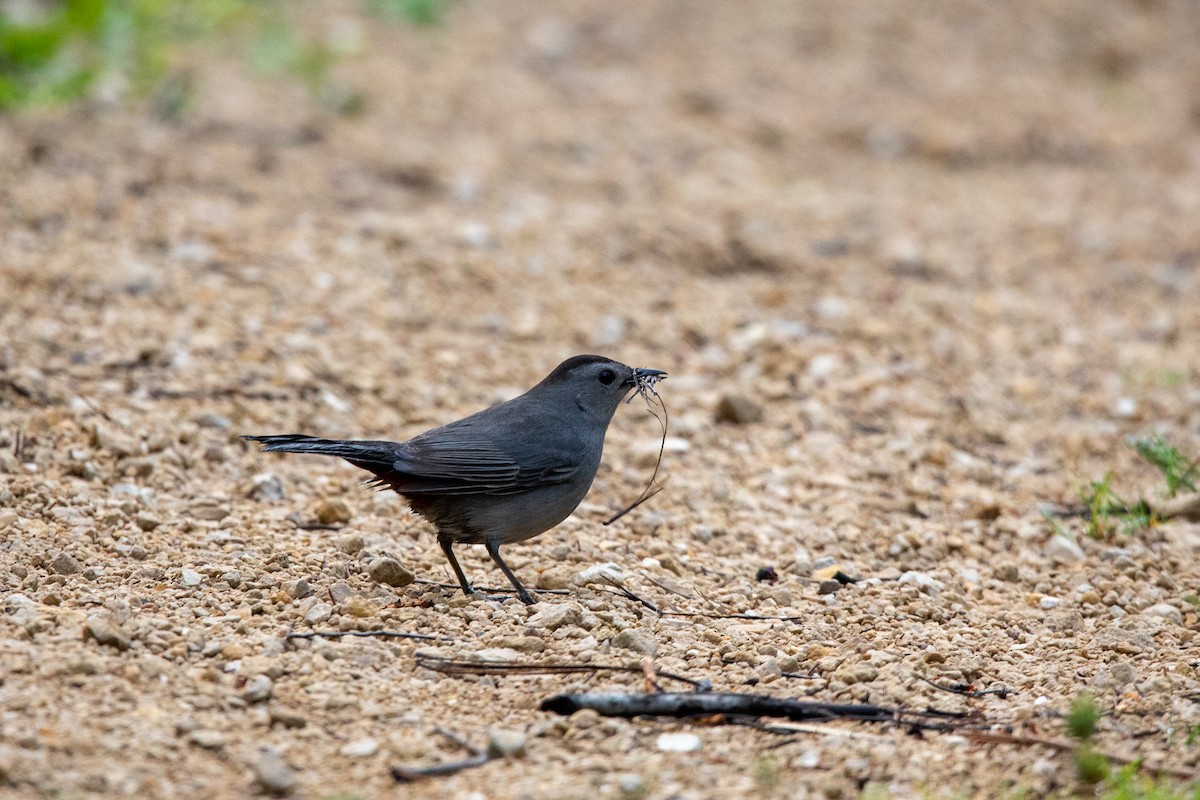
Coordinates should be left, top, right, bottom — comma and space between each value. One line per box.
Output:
374, 420, 580, 496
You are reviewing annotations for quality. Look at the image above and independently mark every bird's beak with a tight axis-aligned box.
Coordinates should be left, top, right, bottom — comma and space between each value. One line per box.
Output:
624, 367, 667, 386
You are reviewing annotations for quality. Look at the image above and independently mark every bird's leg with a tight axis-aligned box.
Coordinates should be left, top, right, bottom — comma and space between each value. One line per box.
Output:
438, 535, 475, 597
485, 539, 536, 605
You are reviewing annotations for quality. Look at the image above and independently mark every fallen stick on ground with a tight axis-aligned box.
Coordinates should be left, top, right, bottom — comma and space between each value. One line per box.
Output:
539, 691, 964, 724
415, 654, 709, 689
286, 630, 450, 642
391, 727, 490, 782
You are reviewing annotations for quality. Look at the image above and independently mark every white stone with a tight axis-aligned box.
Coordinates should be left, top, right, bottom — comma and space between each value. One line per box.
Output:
1045, 535, 1085, 564
340, 739, 378, 757
655, 732, 701, 753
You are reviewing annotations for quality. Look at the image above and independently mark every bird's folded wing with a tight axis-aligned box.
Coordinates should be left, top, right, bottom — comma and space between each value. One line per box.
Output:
376, 435, 579, 495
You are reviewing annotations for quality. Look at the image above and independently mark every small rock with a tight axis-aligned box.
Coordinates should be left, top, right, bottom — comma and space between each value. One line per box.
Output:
611, 628, 656, 655
337, 534, 365, 555
243, 674, 274, 703
253, 748, 297, 796
340, 739, 378, 757
304, 602, 333, 625
573, 563, 624, 586
486, 729, 527, 759
367, 557, 413, 587
134, 513, 161, 531
616, 774, 647, 800
269, 707, 308, 729
83, 615, 132, 651
248, 472, 286, 502
91, 425, 137, 457
1039, 596, 1060, 610
817, 580, 842, 595
1142, 603, 1183, 626
315, 499, 352, 525
490, 635, 545, 653
283, 578, 311, 599
328, 581, 353, 603
128, 545, 149, 560
222, 570, 242, 588
755, 566, 778, 583
993, 563, 1020, 582
1045, 535, 1085, 564
180, 567, 203, 587
525, 602, 581, 630
190, 502, 228, 522
341, 597, 376, 617
50, 551, 81, 575
714, 394, 763, 425
1112, 397, 1138, 419
188, 730, 226, 750
656, 732, 701, 753
196, 413, 232, 430
833, 662, 879, 684
897, 571, 944, 596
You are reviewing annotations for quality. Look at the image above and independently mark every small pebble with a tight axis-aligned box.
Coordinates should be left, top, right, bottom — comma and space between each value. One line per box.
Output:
283, 578, 312, 599
1045, 536, 1085, 564
188, 730, 226, 750
337, 534, 365, 555
253, 749, 297, 796
305, 602, 333, 625
243, 674, 274, 703
340, 739, 378, 757
180, 568, 203, 587
51, 552, 81, 575
525, 602, 581, 630
316, 499, 352, 525
486, 728, 527, 758
367, 557, 414, 587
611, 628, 656, 655
83, 615, 132, 651
135, 512, 161, 531
248, 472, 286, 502
714, 394, 763, 424
656, 732, 701, 753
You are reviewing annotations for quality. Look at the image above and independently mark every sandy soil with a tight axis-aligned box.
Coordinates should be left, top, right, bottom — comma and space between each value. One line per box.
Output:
2, 1, 1200, 797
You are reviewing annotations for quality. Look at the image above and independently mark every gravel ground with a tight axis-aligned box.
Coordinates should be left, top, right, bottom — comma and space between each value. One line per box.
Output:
2, 1, 1200, 798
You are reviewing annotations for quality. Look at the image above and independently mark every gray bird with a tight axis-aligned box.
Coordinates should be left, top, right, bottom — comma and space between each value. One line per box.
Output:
244, 355, 666, 605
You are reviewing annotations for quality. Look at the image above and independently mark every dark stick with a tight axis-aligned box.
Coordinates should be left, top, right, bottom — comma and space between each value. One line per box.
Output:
917, 675, 1014, 699
286, 630, 450, 642
661, 610, 809, 622
292, 521, 344, 531
416, 655, 710, 690
602, 576, 661, 614
391, 727, 491, 782
539, 691, 964, 723
413, 578, 571, 596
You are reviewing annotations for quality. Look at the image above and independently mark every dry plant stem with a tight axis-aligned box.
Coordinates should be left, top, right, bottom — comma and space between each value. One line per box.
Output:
917, 675, 1015, 699
415, 655, 708, 689
391, 727, 490, 782
602, 576, 661, 613
963, 731, 1197, 781
413, 578, 570, 596
605, 380, 668, 525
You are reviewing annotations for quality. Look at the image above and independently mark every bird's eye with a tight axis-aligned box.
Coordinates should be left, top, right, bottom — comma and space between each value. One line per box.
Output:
597, 368, 616, 385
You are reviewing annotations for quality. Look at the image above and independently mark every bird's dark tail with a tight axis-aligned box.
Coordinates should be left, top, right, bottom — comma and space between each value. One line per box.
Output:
242, 434, 397, 474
